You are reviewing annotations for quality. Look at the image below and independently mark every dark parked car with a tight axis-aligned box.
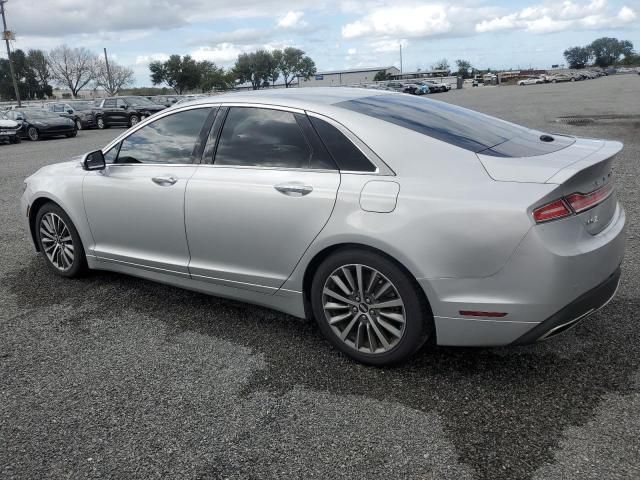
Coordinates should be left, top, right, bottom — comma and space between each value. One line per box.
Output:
94, 96, 166, 129
5, 109, 76, 141
152, 95, 180, 107
44, 102, 97, 130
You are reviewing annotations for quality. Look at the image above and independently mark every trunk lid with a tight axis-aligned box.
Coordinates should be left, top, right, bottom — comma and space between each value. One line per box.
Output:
480, 138, 622, 235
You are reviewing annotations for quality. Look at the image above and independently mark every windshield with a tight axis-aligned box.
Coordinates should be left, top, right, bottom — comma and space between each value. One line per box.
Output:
337, 94, 574, 157
124, 97, 155, 106
25, 110, 60, 120
71, 102, 94, 110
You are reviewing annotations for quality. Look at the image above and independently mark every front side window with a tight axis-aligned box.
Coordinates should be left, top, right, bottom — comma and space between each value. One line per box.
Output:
116, 99, 127, 109
215, 107, 311, 169
114, 107, 211, 164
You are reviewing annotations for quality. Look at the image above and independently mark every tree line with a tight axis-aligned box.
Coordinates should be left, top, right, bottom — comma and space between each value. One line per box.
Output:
149, 47, 317, 94
564, 37, 638, 69
0, 44, 135, 101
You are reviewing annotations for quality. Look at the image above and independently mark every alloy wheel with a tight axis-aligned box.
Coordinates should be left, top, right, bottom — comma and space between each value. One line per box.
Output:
130, 115, 139, 126
322, 264, 406, 354
28, 127, 38, 141
75, 119, 82, 130
39, 212, 75, 271
97, 117, 104, 129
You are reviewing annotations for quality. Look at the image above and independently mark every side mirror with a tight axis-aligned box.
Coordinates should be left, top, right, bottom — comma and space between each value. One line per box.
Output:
67, 109, 74, 114
120, 104, 127, 109
83, 150, 106, 171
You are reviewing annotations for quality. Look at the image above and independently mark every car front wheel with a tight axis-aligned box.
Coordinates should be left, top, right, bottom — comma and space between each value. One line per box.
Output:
96, 117, 105, 129
311, 249, 433, 365
129, 115, 140, 127
35, 203, 87, 277
75, 119, 82, 130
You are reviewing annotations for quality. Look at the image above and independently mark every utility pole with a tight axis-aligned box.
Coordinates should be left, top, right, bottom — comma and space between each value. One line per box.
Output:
0, 0, 21, 106
103, 47, 113, 95
399, 43, 403, 75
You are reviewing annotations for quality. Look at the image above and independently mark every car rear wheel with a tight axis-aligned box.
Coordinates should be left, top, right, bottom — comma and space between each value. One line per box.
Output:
75, 119, 82, 130
129, 115, 140, 127
66, 130, 77, 138
9, 136, 20, 144
96, 117, 105, 129
27, 127, 39, 141
35, 203, 87, 278
311, 249, 432, 365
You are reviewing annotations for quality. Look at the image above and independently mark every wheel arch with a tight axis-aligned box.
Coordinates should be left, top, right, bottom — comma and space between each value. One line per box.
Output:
301, 242, 433, 325
28, 196, 62, 251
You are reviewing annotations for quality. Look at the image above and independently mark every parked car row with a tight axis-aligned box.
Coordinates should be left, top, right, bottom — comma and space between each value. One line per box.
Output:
517, 69, 607, 86
355, 80, 452, 95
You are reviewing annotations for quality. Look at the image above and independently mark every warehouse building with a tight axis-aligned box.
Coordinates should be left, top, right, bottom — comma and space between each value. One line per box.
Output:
299, 66, 400, 87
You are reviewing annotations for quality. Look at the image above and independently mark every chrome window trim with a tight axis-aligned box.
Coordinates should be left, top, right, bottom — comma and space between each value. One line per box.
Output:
305, 110, 395, 176
100, 103, 220, 166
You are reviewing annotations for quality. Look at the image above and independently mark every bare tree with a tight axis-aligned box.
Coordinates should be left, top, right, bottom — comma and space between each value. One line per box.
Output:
47, 45, 98, 97
95, 59, 135, 96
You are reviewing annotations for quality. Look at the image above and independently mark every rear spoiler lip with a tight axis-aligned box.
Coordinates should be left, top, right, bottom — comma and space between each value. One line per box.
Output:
545, 140, 623, 184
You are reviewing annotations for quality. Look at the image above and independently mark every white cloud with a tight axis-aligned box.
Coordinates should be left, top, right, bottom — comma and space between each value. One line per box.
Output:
190, 44, 244, 63
347, 48, 357, 55
135, 53, 170, 65
277, 11, 307, 29
342, 5, 452, 38
475, 0, 637, 33
371, 39, 409, 53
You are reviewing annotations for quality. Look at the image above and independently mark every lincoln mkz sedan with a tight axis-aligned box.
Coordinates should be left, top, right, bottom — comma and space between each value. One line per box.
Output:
21, 88, 626, 365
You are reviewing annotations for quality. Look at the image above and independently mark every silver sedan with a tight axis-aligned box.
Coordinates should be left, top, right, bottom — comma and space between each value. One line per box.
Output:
21, 88, 626, 365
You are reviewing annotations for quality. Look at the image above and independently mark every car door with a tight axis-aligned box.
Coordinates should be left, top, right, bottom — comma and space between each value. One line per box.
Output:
185, 105, 341, 293
101, 99, 117, 125
83, 106, 214, 275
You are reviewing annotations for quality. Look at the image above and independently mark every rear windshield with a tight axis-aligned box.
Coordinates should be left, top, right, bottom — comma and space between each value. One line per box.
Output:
336, 94, 574, 157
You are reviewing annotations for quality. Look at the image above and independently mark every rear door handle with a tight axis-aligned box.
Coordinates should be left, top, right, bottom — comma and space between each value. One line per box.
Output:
151, 175, 178, 186
274, 183, 313, 196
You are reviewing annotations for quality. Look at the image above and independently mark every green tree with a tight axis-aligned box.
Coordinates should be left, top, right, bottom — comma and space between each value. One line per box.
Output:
279, 47, 316, 87
198, 60, 232, 92
27, 49, 52, 97
373, 70, 391, 81
431, 59, 450, 72
563, 46, 592, 69
455, 59, 473, 78
589, 37, 634, 68
232, 50, 275, 90
149, 54, 201, 94
0, 49, 52, 100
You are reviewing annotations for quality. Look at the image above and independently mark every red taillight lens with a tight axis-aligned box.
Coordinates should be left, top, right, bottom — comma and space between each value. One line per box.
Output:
565, 183, 613, 213
533, 199, 572, 223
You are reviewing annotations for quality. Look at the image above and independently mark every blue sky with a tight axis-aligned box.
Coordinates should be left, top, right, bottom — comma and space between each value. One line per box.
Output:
5, 0, 640, 86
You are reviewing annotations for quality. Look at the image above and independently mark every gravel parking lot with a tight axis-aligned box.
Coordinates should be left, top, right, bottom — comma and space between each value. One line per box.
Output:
1, 75, 639, 480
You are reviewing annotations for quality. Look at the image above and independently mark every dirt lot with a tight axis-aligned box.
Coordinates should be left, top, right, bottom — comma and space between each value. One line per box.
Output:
1, 74, 639, 479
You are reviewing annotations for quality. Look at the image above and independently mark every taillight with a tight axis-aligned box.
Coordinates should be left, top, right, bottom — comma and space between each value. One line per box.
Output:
533, 199, 572, 223
533, 183, 614, 224
565, 183, 613, 213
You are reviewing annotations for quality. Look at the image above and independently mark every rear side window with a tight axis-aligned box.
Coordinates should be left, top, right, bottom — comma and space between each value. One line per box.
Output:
336, 95, 573, 157
309, 117, 376, 172
215, 107, 311, 169
103, 99, 116, 108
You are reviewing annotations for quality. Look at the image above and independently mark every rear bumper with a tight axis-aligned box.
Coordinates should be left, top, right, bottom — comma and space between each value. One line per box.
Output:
511, 267, 621, 345
421, 202, 626, 346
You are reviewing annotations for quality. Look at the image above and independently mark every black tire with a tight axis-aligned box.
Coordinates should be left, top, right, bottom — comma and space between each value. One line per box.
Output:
27, 127, 39, 141
570, 77, 575, 82
129, 115, 140, 127
9, 136, 20, 144
552, 79, 557, 83
66, 130, 77, 138
96, 116, 106, 129
35, 202, 88, 278
310, 248, 433, 366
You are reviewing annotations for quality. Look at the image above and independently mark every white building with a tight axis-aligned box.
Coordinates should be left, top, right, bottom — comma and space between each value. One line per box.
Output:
300, 66, 400, 87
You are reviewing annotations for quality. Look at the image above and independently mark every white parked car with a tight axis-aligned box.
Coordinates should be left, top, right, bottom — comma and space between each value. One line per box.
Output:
518, 78, 544, 86
0, 113, 21, 144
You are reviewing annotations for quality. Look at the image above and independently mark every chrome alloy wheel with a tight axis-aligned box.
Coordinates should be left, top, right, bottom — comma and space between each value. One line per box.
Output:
39, 212, 75, 271
322, 264, 406, 354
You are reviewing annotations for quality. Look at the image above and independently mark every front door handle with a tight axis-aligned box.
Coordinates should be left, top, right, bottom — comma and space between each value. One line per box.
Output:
151, 175, 178, 186
274, 183, 313, 196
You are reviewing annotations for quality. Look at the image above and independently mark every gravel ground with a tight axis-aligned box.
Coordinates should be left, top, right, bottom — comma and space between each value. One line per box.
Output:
1, 75, 639, 480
